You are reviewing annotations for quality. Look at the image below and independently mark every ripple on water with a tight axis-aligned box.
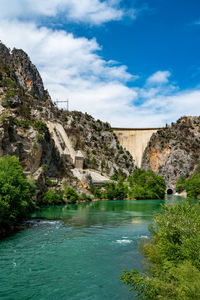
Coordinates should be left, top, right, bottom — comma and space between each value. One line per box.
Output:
0, 199, 165, 300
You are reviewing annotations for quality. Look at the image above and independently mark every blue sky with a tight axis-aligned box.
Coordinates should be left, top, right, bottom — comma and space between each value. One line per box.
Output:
0, 0, 200, 127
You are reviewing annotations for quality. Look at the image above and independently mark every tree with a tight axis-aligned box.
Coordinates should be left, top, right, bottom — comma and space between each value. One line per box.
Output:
0, 155, 35, 232
65, 187, 79, 203
176, 176, 186, 193
41, 189, 64, 205
128, 169, 166, 200
121, 201, 200, 299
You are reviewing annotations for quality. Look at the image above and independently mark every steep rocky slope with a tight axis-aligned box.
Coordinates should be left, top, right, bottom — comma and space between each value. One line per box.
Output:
0, 42, 135, 198
141, 116, 200, 191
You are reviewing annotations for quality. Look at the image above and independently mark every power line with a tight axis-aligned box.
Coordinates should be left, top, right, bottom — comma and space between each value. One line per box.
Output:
55, 99, 69, 111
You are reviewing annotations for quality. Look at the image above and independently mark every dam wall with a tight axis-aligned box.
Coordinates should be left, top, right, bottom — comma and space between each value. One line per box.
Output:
113, 127, 162, 167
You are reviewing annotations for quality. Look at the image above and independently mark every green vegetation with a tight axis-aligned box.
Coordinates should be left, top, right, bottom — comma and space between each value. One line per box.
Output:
0, 155, 35, 233
41, 189, 64, 205
65, 187, 79, 203
176, 176, 186, 193
13, 118, 30, 129
33, 120, 47, 133
104, 181, 128, 200
121, 200, 200, 299
2, 78, 17, 88
93, 169, 166, 200
36, 133, 44, 143
176, 164, 200, 198
128, 169, 166, 199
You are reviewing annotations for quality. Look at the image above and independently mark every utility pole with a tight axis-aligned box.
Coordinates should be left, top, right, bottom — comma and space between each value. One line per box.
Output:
55, 99, 69, 111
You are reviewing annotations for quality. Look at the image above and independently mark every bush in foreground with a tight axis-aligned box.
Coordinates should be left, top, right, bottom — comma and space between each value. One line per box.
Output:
121, 200, 200, 299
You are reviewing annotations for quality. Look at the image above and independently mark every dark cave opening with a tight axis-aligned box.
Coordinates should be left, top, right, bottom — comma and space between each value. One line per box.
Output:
167, 189, 173, 195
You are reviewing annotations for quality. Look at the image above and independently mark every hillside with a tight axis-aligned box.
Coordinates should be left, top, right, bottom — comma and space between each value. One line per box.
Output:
141, 116, 200, 192
0, 42, 135, 199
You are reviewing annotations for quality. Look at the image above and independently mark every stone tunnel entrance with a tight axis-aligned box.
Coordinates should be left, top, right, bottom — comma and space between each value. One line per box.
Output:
167, 189, 173, 195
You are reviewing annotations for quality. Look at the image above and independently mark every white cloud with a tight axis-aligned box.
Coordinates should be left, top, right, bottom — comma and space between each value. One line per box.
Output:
0, 4, 199, 128
0, 19, 200, 128
0, 0, 134, 25
147, 70, 171, 84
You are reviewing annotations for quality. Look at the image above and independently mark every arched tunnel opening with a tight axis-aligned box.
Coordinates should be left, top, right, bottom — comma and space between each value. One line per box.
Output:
167, 189, 173, 195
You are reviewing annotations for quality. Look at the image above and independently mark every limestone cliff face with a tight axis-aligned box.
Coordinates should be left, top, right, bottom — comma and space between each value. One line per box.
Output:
141, 117, 200, 191
0, 42, 135, 196
0, 43, 45, 98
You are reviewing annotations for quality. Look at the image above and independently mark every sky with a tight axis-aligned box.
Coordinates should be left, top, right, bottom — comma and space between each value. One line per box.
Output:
0, 0, 200, 127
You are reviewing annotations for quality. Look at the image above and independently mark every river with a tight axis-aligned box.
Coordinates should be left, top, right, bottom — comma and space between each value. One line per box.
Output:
0, 198, 171, 300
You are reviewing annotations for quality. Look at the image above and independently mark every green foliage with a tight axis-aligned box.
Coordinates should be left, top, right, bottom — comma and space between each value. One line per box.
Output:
85, 156, 98, 169
104, 181, 128, 200
79, 192, 92, 201
121, 201, 200, 299
0, 155, 35, 232
41, 189, 64, 205
176, 164, 200, 198
13, 119, 31, 129
45, 177, 57, 187
128, 169, 166, 200
3, 78, 17, 88
92, 187, 104, 199
185, 173, 200, 198
93, 169, 165, 200
176, 176, 186, 193
33, 120, 47, 133
110, 168, 127, 181
65, 187, 79, 203
36, 134, 44, 143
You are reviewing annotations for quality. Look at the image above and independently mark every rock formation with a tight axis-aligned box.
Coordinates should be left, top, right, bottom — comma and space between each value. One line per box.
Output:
141, 116, 200, 192
0, 42, 136, 198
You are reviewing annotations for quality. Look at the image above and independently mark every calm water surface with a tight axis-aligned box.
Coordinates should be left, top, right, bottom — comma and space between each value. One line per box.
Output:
0, 198, 176, 300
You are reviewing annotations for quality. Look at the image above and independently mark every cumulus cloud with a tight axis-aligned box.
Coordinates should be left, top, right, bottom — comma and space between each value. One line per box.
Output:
0, 18, 200, 127
0, 3, 199, 127
0, 0, 134, 25
147, 70, 171, 84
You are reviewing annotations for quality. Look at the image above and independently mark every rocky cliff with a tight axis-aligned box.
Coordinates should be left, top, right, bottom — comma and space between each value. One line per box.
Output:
141, 116, 200, 191
0, 42, 135, 198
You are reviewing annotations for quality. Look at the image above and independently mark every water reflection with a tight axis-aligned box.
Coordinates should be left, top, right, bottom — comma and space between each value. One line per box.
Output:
32, 199, 166, 229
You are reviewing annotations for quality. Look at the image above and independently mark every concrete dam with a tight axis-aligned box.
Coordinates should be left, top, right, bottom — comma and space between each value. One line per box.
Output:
113, 127, 162, 167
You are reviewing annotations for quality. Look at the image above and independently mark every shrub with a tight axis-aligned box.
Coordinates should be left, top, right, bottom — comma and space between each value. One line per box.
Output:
176, 164, 200, 198
3, 78, 17, 88
128, 169, 166, 200
41, 189, 64, 205
176, 176, 186, 193
33, 120, 47, 133
45, 177, 57, 187
19, 119, 30, 129
92, 187, 104, 199
121, 201, 200, 299
36, 134, 44, 143
79, 192, 92, 201
185, 174, 200, 199
0, 155, 35, 232
65, 187, 79, 203
104, 181, 128, 200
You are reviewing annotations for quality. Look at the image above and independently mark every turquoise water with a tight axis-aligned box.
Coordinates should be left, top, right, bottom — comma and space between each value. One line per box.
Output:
0, 199, 166, 300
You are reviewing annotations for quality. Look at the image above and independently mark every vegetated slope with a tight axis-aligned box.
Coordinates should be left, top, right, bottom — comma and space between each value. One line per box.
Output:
0, 42, 135, 197
141, 116, 200, 191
